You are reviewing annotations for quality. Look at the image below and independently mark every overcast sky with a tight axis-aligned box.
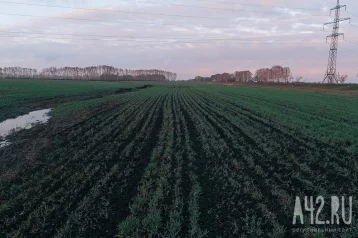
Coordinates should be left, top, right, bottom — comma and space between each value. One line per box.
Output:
0, 0, 357, 81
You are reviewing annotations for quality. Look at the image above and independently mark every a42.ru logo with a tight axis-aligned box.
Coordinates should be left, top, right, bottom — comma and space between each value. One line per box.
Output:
293, 196, 353, 225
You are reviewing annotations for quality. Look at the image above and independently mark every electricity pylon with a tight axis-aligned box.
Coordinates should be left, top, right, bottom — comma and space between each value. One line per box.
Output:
323, 0, 350, 84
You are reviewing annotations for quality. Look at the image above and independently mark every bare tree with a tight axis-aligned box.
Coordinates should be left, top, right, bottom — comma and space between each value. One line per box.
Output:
336, 73, 347, 84
255, 68, 271, 82
0, 65, 176, 81
283, 67, 293, 83
234, 71, 252, 82
295, 76, 303, 83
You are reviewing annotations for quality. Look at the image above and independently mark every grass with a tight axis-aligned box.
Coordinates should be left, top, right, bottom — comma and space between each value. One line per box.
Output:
0, 79, 145, 121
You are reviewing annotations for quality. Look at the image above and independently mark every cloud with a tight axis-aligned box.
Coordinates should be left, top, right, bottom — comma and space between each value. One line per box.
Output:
0, 0, 356, 82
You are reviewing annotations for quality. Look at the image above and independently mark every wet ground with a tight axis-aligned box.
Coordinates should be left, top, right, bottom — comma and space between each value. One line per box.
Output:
0, 109, 51, 147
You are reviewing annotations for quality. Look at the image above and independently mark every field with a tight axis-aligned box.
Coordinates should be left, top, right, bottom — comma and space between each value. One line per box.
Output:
1, 80, 358, 237
0, 79, 146, 122
215, 82, 358, 96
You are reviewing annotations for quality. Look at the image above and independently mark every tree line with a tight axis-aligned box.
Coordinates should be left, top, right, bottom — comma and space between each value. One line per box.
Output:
192, 65, 294, 83
0, 65, 177, 81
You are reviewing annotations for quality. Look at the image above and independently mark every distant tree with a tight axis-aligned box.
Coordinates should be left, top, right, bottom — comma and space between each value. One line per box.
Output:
253, 65, 292, 83
194, 76, 204, 82
336, 73, 347, 84
100, 74, 118, 81
283, 67, 293, 83
270, 65, 284, 82
295, 76, 303, 83
221, 73, 233, 83
255, 68, 270, 82
234, 70, 252, 82
0, 65, 176, 81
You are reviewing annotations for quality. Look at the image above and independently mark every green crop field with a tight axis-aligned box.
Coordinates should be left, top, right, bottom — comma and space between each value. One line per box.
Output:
0, 81, 358, 237
0, 79, 146, 121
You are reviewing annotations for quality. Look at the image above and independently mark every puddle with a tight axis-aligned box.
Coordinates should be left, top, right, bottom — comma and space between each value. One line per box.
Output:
0, 141, 11, 148
0, 109, 51, 138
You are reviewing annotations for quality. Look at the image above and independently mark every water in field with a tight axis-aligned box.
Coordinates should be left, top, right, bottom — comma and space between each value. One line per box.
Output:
0, 109, 51, 138
0, 141, 11, 148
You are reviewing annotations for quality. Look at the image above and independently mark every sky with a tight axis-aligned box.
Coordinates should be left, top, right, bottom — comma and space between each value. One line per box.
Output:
0, 0, 357, 82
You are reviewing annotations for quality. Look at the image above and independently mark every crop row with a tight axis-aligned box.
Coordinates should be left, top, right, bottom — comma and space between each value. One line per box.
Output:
1, 84, 357, 237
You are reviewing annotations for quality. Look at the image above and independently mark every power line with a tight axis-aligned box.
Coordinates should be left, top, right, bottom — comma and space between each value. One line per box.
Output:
340, 45, 358, 55
0, 35, 297, 43
344, 39, 358, 46
124, 0, 322, 11
103, 0, 324, 15
0, 34, 323, 45
192, 0, 322, 11
0, 30, 197, 40
0, 30, 325, 40
0, 2, 225, 20
345, 37, 358, 43
0, 12, 327, 31
0, 12, 232, 27
347, 11, 358, 18
0, 0, 326, 17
